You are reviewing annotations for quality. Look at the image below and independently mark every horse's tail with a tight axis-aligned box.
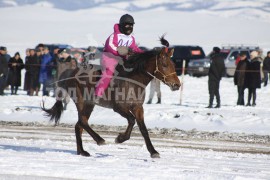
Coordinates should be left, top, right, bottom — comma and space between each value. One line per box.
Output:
160, 34, 169, 47
41, 100, 64, 125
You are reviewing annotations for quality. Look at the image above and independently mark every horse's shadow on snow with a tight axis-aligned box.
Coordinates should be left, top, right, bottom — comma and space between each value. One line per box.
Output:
1, 144, 114, 158
95, 153, 113, 158
0, 144, 76, 155
16, 106, 41, 110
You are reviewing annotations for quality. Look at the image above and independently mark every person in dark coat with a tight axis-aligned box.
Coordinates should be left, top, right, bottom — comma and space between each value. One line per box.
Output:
35, 49, 42, 94
0, 46, 11, 90
56, 49, 74, 110
207, 47, 225, 108
0, 47, 9, 95
8, 52, 25, 95
24, 48, 31, 94
57, 48, 73, 79
246, 51, 261, 106
27, 49, 41, 96
49, 48, 60, 97
234, 52, 249, 105
39, 46, 53, 96
263, 51, 270, 86
0, 46, 11, 63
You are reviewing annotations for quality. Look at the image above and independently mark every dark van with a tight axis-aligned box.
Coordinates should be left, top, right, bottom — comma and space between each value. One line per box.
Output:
171, 45, 206, 75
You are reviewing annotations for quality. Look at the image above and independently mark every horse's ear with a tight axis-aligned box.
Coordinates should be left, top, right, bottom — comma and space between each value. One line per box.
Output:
160, 47, 168, 55
168, 48, 174, 57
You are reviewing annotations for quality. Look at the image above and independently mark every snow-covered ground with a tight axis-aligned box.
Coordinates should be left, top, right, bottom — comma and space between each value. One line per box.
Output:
0, 75, 270, 179
0, 125, 269, 179
1, 1, 270, 179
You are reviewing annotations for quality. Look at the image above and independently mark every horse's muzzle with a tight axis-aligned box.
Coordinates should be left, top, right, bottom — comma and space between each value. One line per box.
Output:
170, 83, 181, 91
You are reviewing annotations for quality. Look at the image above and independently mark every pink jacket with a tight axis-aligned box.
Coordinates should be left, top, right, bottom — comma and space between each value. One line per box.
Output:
104, 24, 143, 57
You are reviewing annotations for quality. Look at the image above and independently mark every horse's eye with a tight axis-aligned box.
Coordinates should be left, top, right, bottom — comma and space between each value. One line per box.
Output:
162, 58, 168, 67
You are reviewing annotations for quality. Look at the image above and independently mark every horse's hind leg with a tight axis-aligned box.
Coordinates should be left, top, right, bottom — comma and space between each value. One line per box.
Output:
79, 103, 105, 145
75, 122, 90, 156
75, 103, 106, 156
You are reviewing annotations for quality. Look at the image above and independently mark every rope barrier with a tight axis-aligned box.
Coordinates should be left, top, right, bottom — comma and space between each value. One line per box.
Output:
6, 62, 266, 73
175, 67, 265, 73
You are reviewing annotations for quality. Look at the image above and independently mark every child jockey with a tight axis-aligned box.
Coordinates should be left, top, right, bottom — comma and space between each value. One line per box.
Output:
95, 14, 143, 100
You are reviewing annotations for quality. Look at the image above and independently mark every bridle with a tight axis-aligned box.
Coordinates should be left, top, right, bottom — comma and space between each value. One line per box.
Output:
147, 55, 176, 84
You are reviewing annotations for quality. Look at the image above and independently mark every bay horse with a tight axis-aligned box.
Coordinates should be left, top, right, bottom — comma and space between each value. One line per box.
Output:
42, 36, 181, 158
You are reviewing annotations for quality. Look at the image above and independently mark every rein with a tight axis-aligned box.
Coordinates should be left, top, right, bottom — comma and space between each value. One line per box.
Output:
147, 55, 176, 84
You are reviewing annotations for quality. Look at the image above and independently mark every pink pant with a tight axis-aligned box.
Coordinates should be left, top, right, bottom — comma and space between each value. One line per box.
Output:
95, 53, 121, 97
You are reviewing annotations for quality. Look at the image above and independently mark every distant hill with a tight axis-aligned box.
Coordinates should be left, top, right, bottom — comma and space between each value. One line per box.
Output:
1, 1, 269, 11
0, 0, 269, 21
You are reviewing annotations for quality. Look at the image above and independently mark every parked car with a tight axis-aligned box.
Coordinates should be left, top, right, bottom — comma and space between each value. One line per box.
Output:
188, 45, 260, 77
188, 51, 229, 77
187, 55, 211, 77
171, 45, 206, 75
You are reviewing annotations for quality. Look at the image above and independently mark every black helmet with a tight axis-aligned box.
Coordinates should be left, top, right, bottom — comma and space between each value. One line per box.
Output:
119, 14, 135, 25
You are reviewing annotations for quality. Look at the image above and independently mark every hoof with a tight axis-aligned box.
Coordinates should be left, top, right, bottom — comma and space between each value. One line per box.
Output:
78, 151, 90, 157
115, 137, 121, 144
115, 135, 125, 144
97, 140, 106, 146
115, 133, 129, 144
151, 153, 160, 158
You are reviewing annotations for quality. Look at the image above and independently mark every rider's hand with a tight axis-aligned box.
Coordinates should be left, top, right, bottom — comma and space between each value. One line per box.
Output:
127, 48, 133, 55
117, 46, 129, 56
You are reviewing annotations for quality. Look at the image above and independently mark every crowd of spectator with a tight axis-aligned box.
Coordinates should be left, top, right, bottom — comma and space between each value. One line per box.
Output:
0, 44, 99, 96
206, 47, 270, 108
233, 50, 270, 106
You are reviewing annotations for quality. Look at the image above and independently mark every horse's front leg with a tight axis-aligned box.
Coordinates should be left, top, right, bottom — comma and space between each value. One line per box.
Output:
133, 106, 160, 158
115, 116, 135, 143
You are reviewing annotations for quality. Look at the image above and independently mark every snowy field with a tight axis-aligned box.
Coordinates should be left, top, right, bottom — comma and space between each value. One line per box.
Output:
0, 125, 269, 179
0, 76, 270, 179
1, 0, 270, 179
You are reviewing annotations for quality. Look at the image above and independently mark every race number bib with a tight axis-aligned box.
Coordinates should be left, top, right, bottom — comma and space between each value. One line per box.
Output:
117, 34, 133, 47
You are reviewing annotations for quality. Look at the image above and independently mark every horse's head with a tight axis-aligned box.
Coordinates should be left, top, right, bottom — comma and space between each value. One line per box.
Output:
152, 47, 181, 91
123, 35, 180, 91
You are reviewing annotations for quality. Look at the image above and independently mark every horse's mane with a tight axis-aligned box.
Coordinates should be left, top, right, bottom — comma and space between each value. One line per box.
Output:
118, 35, 169, 77
123, 50, 159, 75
